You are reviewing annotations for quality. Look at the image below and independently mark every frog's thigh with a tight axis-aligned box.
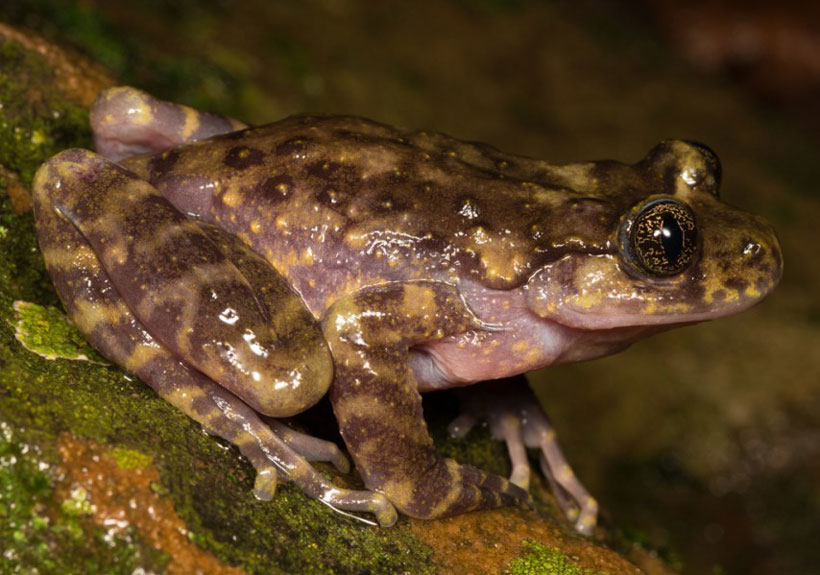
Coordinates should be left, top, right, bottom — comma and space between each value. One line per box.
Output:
31, 176, 396, 527
323, 281, 531, 519
91, 86, 248, 160
33, 149, 331, 418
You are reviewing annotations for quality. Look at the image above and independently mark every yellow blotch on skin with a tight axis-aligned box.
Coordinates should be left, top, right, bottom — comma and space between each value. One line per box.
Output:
40, 244, 99, 272
104, 241, 129, 266
380, 477, 417, 510
745, 285, 762, 298
122, 100, 154, 127
122, 343, 163, 373
221, 187, 242, 209
180, 106, 201, 141
162, 382, 208, 414
402, 283, 437, 315
511, 340, 531, 354
70, 298, 128, 335
427, 460, 467, 518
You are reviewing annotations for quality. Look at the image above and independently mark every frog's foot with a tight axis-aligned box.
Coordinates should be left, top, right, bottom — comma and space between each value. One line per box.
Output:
91, 86, 248, 160
207, 395, 395, 526
267, 419, 350, 474
324, 281, 532, 520
159, 376, 396, 526
449, 377, 598, 535
382, 456, 531, 520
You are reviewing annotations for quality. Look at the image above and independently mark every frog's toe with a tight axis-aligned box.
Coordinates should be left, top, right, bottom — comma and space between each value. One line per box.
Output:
268, 420, 350, 473
463, 463, 533, 510
447, 412, 479, 439
232, 425, 393, 525
319, 489, 398, 527
538, 451, 599, 535
253, 466, 278, 501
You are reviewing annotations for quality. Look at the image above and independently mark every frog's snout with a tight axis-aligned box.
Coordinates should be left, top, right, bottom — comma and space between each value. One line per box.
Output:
728, 214, 783, 299
693, 200, 784, 317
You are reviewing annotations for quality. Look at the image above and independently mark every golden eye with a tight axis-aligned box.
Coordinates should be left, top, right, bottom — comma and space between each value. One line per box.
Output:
623, 199, 698, 277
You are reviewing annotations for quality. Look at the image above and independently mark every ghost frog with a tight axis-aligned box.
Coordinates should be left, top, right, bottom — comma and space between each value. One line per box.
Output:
32, 87, 782, 532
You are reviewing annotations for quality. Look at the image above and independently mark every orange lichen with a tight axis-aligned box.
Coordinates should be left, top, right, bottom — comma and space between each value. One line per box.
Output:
411, 506, 642, 575
56, 434, 245, 575
0, 165, 32, 214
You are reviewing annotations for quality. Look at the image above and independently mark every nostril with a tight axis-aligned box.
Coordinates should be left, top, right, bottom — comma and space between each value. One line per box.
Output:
742, 241, 762, 258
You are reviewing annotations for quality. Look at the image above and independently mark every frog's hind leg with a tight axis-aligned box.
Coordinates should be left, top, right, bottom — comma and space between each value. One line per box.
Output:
32, 151, 397, 527
91, 86, 248, 160
34, 148, 334, 419
323, 281, 532, 520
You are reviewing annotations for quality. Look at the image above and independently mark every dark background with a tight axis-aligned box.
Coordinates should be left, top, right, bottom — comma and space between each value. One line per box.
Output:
4, 1, 819, 573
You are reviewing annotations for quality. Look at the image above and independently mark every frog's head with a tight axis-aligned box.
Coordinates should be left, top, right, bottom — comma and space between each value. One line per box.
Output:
525, 140, 783, 330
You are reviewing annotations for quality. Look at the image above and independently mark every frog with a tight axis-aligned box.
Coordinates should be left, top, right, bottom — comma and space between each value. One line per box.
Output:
31, 86, 783, 533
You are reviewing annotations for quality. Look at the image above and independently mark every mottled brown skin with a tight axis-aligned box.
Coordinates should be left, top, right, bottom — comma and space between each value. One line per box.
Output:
325, 282, 527, 518
31, 86, 783, 529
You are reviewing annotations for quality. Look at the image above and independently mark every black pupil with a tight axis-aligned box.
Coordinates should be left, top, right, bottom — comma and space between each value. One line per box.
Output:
660, 212, 683, 263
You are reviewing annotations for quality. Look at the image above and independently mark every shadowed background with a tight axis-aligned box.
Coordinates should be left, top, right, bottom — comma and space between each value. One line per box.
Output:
2, 1, 819, 573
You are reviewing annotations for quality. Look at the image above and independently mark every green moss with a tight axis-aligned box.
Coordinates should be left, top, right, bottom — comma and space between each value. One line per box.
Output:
13, 300, 108, 363
0, 39, 92, 187
111, 446, 154, 470
0, 38, 90, 309
428, 393, 512, 477
60, 486, 97, 517
0, 425, 169, 575
504, 540, 600, 575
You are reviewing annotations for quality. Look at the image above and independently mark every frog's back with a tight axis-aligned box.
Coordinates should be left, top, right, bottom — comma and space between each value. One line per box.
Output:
126, 115, 636, 313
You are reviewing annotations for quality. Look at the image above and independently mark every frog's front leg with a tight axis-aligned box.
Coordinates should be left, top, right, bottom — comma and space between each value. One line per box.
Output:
32, 149, 397, 526
91, 86, 248, 160
323, 282, 531, 519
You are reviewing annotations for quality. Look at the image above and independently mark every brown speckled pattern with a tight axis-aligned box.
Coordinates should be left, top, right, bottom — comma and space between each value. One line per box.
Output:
119, 117, 782, 325
124, 114, 624, 311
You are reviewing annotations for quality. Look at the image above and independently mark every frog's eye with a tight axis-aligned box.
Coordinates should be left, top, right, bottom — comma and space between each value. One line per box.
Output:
622, 199, 698, 277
